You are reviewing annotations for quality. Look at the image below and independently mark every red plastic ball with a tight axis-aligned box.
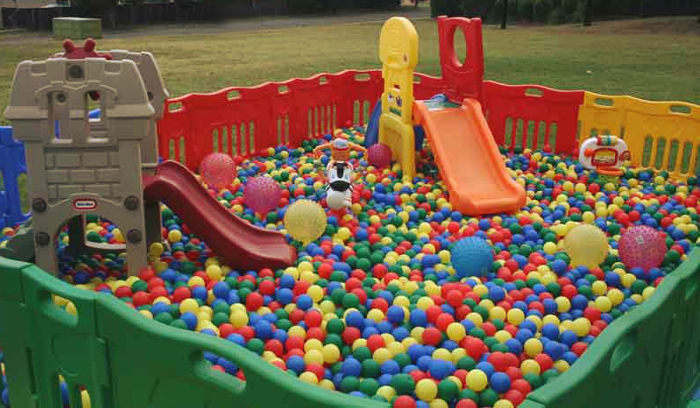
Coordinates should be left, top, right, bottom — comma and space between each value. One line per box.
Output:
367, 143, 392, 168
200, 153, 237, 189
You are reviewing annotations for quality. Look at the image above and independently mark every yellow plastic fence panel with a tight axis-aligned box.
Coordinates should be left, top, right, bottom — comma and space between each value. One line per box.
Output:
378, 16, 419, 178
578, 92, 631, 142
624, 99, 700, 180
579, 92, 700, 181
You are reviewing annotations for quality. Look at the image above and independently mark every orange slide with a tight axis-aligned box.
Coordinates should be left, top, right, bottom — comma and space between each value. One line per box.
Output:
413, 98, 526, 215
143, 161, 296, 271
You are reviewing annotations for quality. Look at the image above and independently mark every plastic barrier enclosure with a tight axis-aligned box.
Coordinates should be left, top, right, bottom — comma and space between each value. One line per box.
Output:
0, 127, 28, 230
0, 257, 383, 408
579, 92, 700, 180
0, 250, 697, 408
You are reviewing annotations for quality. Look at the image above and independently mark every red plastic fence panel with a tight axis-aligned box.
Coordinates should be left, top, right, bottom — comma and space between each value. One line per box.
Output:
437, 16, 484, 103
157, 70, 383, 171
482, 81, 584, 155
413, 73, 447, 100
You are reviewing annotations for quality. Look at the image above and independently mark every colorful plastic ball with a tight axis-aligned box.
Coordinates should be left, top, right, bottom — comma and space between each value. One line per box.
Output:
450, 237, 494, 278
416, 379, 438, 402
244, 176, 282, 214
465, 369, 488, 392
394, 395, 417, 408
563, 224, 608, 269
368, 143, 392, 168
200, 152, 236, 189
618, 226, 666, 271
490, 372, 511, 393
284, 200, 327, 245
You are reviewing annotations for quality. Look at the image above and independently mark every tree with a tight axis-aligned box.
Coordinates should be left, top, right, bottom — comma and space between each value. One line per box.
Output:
501, 0, 508, 28
582, 0, 592, 25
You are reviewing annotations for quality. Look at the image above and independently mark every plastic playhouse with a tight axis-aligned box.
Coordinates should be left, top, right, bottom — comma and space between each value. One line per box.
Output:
0, 16, 699, 408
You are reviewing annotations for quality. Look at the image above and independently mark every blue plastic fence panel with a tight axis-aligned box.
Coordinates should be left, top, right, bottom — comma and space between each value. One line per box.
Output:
0, 126, 29, 229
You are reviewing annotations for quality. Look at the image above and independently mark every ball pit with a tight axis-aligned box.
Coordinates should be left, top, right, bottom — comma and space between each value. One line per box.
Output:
19, 127, 699, 408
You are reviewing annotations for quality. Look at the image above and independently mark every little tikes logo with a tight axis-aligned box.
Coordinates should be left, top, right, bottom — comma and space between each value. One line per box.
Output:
72, 198, 97, 211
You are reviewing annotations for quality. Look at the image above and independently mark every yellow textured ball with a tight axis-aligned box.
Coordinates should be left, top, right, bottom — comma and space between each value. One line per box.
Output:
563, 224, 608, 268
284, 199, 327, 245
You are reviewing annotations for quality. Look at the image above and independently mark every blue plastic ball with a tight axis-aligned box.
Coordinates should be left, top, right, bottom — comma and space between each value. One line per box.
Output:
450, 237, 494, 278
387, 305, 405, 324
490, 372, 511, 393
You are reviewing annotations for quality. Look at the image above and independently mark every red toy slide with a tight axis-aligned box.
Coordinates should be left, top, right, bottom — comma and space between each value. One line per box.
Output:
143, 161, 296, 271
413, 98, 526, 215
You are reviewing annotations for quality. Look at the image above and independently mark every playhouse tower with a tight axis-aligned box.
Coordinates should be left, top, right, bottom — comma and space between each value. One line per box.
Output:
4, 46, 168, 275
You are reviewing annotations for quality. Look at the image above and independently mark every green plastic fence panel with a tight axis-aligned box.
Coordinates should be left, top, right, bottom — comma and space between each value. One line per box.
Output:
0, 258, 388, 408
521, 247, 700, 408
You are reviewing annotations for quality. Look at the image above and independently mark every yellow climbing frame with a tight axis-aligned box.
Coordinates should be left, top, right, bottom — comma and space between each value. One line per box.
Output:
378, 17, 419, 179
578, 92, 700, 180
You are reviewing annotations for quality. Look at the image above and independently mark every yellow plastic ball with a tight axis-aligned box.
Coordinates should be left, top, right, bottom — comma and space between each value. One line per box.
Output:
416, 379, 438, 401
572, 317, 591, 337
322, 344, 340, 364
594, 296, 613, 312
507, 308, 525, 326
206, 264, 222, 281
229, 310, 249, 328
553, 360, 570, 373
543, 242, 557, 254
494, 401, 515, 408
179, 298, 199, 315
432, 348, 452, 362
299, 371, 319, 385
376, 386, 396, 401
466, 369, 488, 392
373, 348, 392, 364
607, 288, 624, 306
430, 399, 448, 408
521, 359, 541, 375
303, 349, 324, 365
167, 229, 182, 243
524, 338, 543, 357
446, 322, 466, 341
284, 199, 327, 244
563, 224, 608, 268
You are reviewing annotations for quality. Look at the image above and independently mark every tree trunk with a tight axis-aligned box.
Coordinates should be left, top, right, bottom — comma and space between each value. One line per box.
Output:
582, 0, 592, 26
501, 0, 507, 29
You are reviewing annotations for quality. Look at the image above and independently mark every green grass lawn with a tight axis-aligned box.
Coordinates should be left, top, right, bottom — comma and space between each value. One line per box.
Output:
1, 16, 699, 124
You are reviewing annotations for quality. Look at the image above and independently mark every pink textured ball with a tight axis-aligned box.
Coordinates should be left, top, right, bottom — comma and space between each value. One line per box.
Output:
618, 226, 666, 270
367, 143, 392, 168
243, 176, 281, 214
200, 153, 236, 189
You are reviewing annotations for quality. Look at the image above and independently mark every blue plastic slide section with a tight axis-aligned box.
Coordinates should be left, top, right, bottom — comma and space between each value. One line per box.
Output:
364, 99, 382, 147
364, 96, 446, 149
